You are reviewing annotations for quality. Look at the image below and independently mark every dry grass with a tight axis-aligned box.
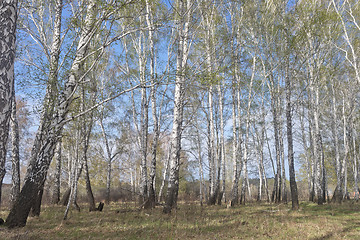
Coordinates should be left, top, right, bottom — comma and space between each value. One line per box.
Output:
1, 201, 360, 239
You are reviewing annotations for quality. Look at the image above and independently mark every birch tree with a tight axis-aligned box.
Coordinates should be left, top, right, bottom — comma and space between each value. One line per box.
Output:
163, 0, 193, 213
197, 0, 221, 205
10, 94, 20, 207
254, 91, 270, 202
329, 80, 342, 203
240, 55, 256, 205
257, 1, 283, 203
0, 0, 17, 206
145, 0, 161, 208
98, 112, 120, 205
228, 1, 242, 206
137, 17, 149, 207
284, 28, 299, 210
229, 82, 239, 206
81, 87, 97, 211
6, 0, 97, 227
15, 0, 64, 216
218, 82, 226, 203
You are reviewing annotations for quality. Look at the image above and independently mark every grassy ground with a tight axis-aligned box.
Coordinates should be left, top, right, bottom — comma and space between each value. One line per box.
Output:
1, 201, 360, 239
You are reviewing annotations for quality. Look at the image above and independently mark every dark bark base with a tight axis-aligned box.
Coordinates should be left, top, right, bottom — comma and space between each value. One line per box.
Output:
0, 177, 4, 206
163, 185, 178, 214
51, 188, 60, 205
208, 187, 219, 206
74, 201, 81, 212
146, 186, 157, 209
331, 186, 343, 204
51, 195, 60, 205
207, 194, 217, 205
240, 194, 246, 205
97, 202, 104, 211
217, 191, 223, 205
240, 187, 246, 205
30, 187, 45, 217
309, 189, 315, 202
59, 188, 71, 206
228, 196, 238, 208
6, 180, 37, 228
86, 182, 96, 211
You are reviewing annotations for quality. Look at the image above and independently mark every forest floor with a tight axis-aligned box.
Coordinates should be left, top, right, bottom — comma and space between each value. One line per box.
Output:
1, 201, 360, 239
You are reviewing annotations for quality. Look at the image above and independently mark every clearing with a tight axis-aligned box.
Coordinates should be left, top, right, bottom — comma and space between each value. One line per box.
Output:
1, 201, 360, 239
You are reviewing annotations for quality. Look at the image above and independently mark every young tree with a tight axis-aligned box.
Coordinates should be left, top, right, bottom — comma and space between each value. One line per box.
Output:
81, 87, 97, 211
98, 112, 120, 205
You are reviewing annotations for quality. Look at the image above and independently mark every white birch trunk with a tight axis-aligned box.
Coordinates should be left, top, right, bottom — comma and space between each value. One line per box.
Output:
256, 95, 269, 202
204, 20, 215, 200
268, 75, 282, 203
99, 118, 112, 204
208, 85, 216, 201
285, 53, 299, 210
237, 87, 244, 201
307, 56, 317, 202
241, 56, 256, 204
10, 93, 20, 207
67, 151, 72, 188
228, 1, 241, 207
330, 82, 342, 203
300, 103, 312, 200
51, 139, 62, 204
218, 83, 226, 203
138, 16, 149, 205
194, 117, 205, 206
63, 138, 82, 220
163, 0, 192, 213
341, 94, 349, 200
81, 86, 96, 211
229, 84, 239, 206
158, 146, 170, 202
0, 0, 17, 206
309, 111, 316, 201
146, 0, 160, 208
254, 128, 262, 202
280, 127, 287, 203
352, 120, 359, 200
313, 84, 324, 204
